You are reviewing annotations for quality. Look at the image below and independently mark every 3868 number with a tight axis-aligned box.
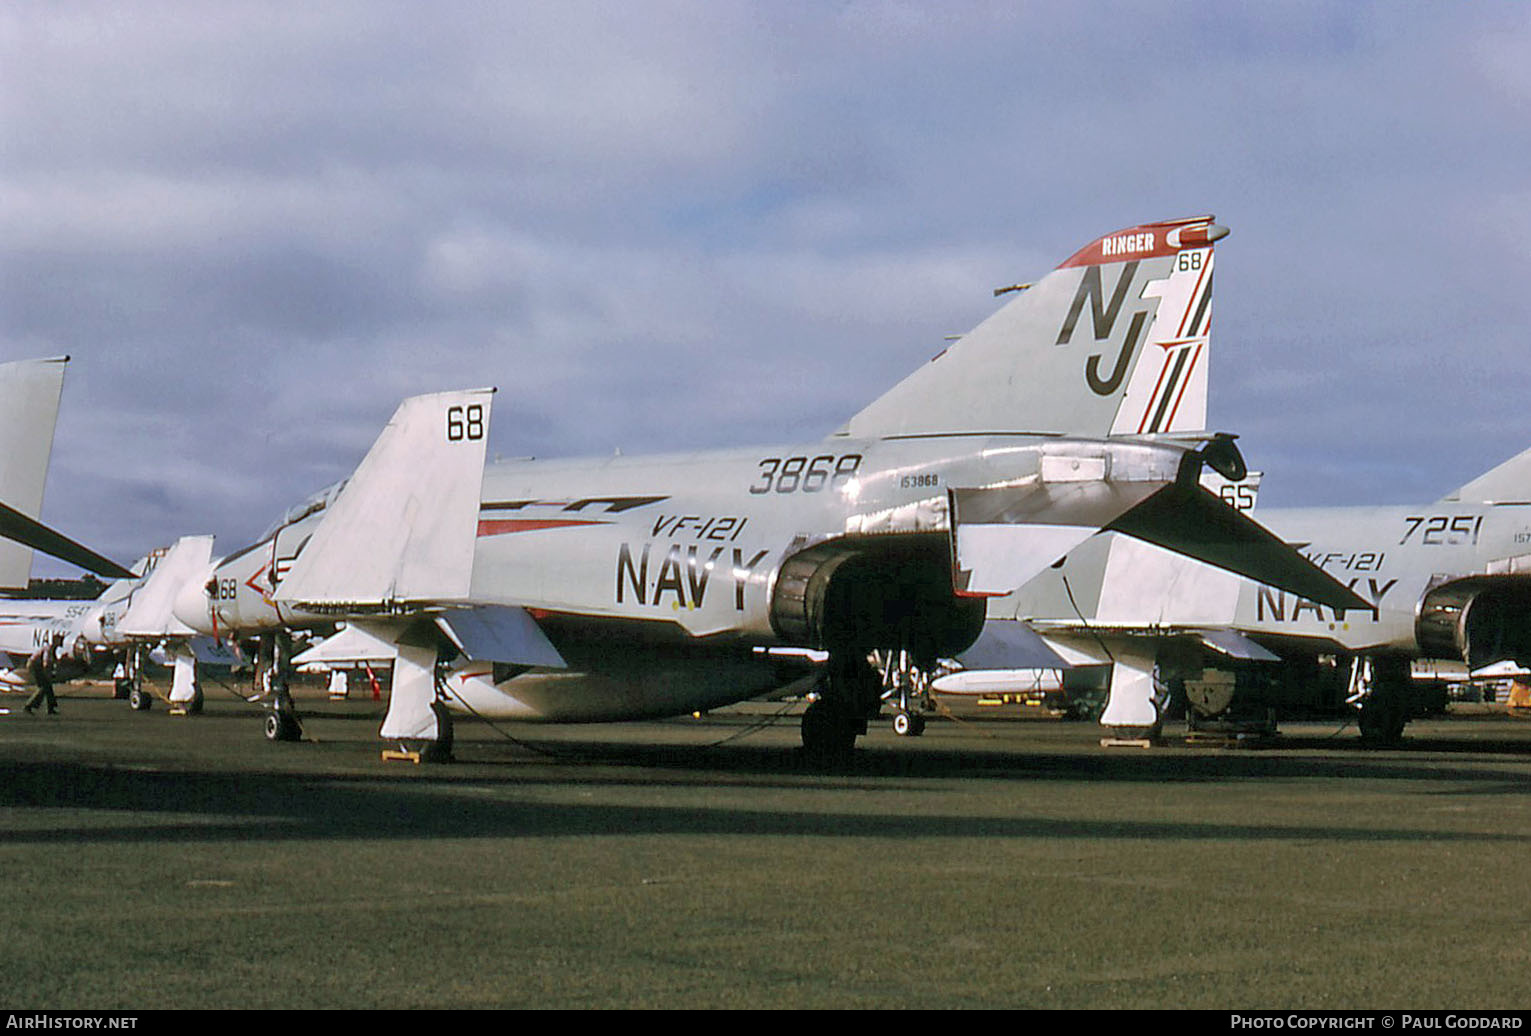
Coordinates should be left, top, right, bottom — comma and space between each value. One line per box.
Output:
750, 454, 862, 494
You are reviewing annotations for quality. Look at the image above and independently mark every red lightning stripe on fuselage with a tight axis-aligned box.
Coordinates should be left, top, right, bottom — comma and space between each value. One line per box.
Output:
476, 518, 607, 537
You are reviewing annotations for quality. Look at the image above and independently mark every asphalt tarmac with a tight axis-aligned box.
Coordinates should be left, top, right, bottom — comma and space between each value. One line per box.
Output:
2, 681, 1529, 1010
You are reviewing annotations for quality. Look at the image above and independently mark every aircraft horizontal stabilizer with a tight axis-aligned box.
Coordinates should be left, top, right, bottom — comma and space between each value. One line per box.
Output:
434, 606, 566, 668
0, 499, 136, 580
1105, 485, 1369, 612
951, 523, 1098, 597
275, 388, 496, 611
118, 535, 216, 637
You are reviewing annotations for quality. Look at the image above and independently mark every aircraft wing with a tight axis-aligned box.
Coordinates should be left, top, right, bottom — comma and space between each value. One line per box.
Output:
0, 498, 136, 581
269, 389, 569, 691
290, 607, 567, 671
952, 619, 1074, 670
1017, 621, 1280, 662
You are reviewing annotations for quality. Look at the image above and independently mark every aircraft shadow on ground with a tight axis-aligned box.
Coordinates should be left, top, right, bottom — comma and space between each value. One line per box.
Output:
2, 739, 1529, 849
455, 721, 1531, 785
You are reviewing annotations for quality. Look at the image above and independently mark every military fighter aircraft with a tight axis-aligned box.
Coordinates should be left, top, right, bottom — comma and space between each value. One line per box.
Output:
0, 534, 221, 709
0, 540, 191, 701
983, 442, 1531, 744
170, 216, 1368, 760
1228, 448, 1531, 741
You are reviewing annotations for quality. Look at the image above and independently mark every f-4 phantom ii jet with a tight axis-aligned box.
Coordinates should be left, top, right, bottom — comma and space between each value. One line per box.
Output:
0, 538, 223, 707
172, 217, 1367, 760
985, 444, 1531, 744
1231, 449, 1531, 741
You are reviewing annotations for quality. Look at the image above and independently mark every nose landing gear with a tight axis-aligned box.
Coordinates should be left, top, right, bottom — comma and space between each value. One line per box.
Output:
876, 647, 933, 737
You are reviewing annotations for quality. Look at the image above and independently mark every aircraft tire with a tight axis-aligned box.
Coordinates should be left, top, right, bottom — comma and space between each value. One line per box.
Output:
801, 699, 856, 766
418, 740, 453, 764
128, 686, 152, 711
264, 710, 301, 743
892, 711, 925, 737
1358, 656, 1411, 746
1358, 702, 1406, 746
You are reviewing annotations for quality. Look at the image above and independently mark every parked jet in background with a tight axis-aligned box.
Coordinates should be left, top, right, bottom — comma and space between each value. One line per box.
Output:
172, 217, 1366, 760
985, 445, 1531, 743
0, 536, 224, 709
1230, 447, 1531, 741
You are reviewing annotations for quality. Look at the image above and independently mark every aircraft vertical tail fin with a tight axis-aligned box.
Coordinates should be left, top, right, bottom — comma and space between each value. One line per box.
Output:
1440, 445, 1531, 504
842, 217, 1224, 440
1093, 471, 1262, 625
0, 357, 68, 587
275, 388, 496, 610
118, 535, 216, 637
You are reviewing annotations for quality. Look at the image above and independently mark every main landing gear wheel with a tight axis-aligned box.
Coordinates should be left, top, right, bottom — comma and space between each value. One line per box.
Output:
264, 709, 302, 742
1352, 655, 1411, 747
128, 685, 152, 711
413, 702, 455, 763
801, 699, 859, 767
892, 711, 926, 737
1357, 699, 1407, 746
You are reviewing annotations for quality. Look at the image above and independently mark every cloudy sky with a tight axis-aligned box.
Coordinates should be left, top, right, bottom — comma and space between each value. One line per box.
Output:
4, 1, 1531, 574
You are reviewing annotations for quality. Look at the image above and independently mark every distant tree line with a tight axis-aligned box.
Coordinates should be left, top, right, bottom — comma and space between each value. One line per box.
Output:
11, 574, 107, 600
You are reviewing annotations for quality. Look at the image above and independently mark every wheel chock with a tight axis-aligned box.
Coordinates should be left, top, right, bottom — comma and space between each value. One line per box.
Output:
1099, 736, 1157, 748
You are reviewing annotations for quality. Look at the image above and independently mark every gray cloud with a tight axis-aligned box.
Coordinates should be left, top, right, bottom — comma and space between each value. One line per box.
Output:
3, 1, 1530, 572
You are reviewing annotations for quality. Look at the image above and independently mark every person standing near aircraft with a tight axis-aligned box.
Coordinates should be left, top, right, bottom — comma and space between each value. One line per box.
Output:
23, 633, 62, 715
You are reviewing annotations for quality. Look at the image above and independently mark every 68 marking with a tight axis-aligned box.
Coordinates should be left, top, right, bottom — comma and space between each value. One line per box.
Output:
446, 403, 485, 442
